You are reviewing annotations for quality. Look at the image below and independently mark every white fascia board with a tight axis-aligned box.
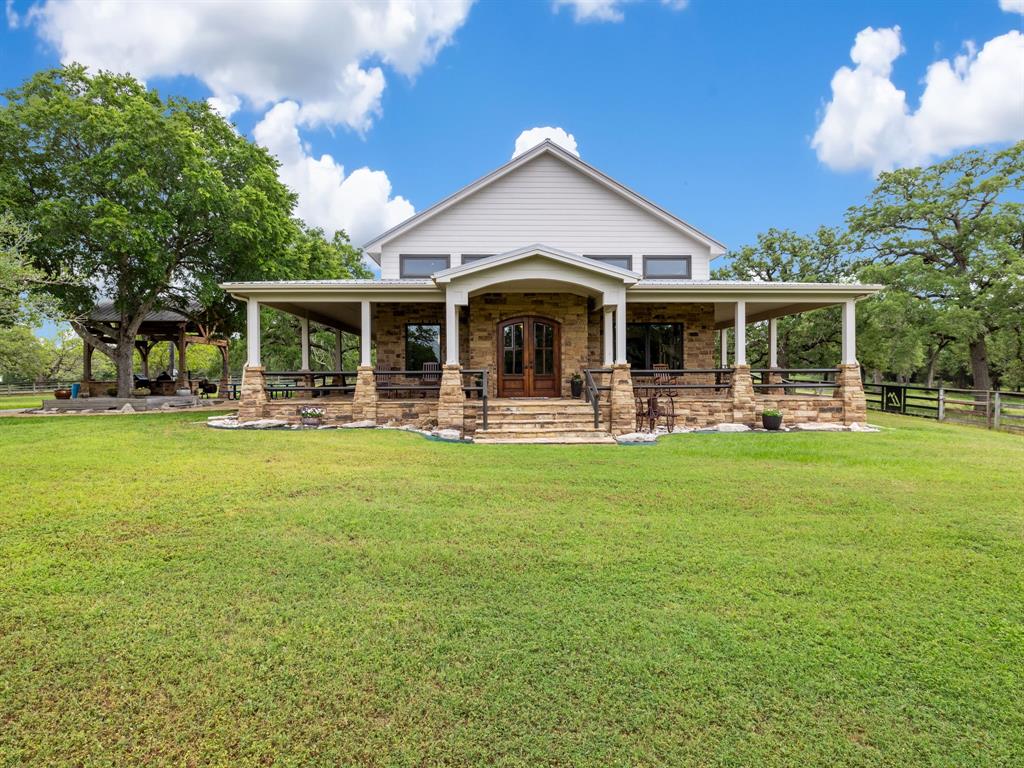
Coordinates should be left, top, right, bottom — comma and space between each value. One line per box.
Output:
626, 281, 883, 303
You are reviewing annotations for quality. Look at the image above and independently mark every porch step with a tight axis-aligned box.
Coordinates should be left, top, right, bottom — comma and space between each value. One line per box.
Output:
474, 429, 616, 445
477, 398, 613, 442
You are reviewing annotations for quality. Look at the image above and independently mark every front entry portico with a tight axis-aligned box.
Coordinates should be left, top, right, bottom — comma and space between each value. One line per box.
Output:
497, 315, 561, 397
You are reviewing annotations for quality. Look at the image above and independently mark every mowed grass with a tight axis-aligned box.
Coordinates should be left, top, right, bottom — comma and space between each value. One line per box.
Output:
0, 394, 44, 410
1, 412, 1022, 767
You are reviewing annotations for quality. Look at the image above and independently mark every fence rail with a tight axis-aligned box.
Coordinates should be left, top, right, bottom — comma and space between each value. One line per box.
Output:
865, 382, 1024, 433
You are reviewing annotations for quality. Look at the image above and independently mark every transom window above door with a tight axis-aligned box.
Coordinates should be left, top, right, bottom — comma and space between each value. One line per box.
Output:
626, 323, 684, 369
642, 256, 691, 279
399, 254, 450, 278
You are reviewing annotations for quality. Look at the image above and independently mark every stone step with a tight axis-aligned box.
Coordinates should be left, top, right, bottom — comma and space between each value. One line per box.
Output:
474, 435, 618, 445
475, 427, 615, 442
480, 420, 599, 432
486, 412, 599, 424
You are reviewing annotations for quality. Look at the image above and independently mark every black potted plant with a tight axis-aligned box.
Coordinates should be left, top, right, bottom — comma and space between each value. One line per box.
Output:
761, 408, 783, 431
570, 372, 584, 398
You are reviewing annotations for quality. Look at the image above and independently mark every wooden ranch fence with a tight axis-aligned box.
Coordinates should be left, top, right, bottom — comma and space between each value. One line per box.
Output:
864, 383, 1024, 434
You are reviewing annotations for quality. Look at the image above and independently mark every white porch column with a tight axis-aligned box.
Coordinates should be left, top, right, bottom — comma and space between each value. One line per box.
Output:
734, 300, 747, 366
246, 297, 261, 367
360, 300, 372, 367
445, 297, 460, 365
614, 298, 627, 365
842, 299, 857, 365
720, 328, 728, 367
334, 329, 344, 369
603, 306, 614, 365
299, 315, 310, 371
768, 318, 778, 369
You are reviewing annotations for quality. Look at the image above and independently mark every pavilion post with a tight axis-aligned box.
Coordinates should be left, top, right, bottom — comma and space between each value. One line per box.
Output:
82, 340, 93, 381
734, 300, 747, 366
168, 340, 175, 376
352, 300, 377, 422
720, 328, 728, 368
176, 325, 187, 388
731, 300, 755, 425
245, 297, 261, 367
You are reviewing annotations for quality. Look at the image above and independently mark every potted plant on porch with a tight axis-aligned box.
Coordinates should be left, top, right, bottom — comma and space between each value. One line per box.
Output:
299, 406, 326, 427
570, 372, 584, 399
761, 408, 783, 431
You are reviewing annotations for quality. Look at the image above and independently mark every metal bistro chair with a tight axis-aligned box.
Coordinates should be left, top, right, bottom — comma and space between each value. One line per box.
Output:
421, 361, 441, 398
652, 363, 677, 431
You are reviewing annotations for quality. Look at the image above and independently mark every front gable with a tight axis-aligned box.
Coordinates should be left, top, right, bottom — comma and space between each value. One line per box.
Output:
368, 142, 723, 280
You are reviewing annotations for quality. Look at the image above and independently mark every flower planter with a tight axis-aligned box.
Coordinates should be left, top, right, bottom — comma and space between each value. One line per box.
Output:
762, 412, 783, 431
300, 418, 322, 428
570, 379, 583, 398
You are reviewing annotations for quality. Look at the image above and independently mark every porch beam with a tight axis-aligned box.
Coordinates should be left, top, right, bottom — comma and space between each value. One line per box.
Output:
734, 300, 747, 366
768, 318, 778, 368
360, 300, 371, 367
603, 306, 614, 366
841, 299, 856, 365
614, 299, 627, 365
299, 315, 310, 371
246, 297, 261, 367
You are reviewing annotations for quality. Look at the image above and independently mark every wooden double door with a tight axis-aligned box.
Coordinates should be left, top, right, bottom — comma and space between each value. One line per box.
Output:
497, 316, 561, 397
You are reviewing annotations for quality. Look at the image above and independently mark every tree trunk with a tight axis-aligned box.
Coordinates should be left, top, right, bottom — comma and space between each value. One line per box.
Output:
115, 331, 135, 398
969, 338, 992, 390
924, 353, 938, 388
872, 369, 882, 385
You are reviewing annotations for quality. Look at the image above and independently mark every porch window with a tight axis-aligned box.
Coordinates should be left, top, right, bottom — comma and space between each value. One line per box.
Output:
400, 254, 450, 278
584, 255, 633, 270
626, 323, 684, 369
461, 254, 492, 264
642, 256, 691, 279
405, 324, 442, 370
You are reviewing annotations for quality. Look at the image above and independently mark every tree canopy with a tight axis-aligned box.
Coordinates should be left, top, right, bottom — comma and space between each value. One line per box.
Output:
0, 65, 321, 395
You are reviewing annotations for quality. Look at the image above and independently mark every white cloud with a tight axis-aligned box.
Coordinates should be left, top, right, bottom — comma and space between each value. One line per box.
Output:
812, 26, 1024, 172
553, 0, 629, 22
513, 127, 580, 158
27, 0, 473, 132
1000, 0, 1024, 14
253, 101, 414, 246
553, 0, 686, 22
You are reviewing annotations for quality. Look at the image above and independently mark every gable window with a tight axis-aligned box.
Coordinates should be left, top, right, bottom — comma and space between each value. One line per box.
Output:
400, 254, 449, 278
585, 255, 633, 270
406, 324, 442, 370
643, 256, 691, 279
460, 254, 492, 265
626, 323, 684, 369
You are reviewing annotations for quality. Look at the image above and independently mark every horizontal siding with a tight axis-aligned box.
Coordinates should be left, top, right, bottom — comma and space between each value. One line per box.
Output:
380, 154, 712, 280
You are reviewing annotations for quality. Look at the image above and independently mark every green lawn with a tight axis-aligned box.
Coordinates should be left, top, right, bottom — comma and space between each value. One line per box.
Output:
1, 412, 1022, 767
0, 393, 44, 410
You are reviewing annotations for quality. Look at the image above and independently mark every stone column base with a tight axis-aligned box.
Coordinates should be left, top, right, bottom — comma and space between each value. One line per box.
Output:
437, 364, 466, 433
352, 365, 378, 422
836, 363, 866, 425
609, 363, 634, 436
237, 366, 266, 422
731, 364, 756, 426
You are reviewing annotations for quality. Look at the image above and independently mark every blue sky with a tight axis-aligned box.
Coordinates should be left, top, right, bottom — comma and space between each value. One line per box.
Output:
2, 0, 1022, 258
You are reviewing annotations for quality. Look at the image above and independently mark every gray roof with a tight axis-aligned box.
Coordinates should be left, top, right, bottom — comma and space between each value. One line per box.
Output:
87, 301, 194, 323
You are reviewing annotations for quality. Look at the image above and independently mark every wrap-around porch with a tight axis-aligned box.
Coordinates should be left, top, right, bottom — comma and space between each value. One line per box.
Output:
224, 278, 869, 437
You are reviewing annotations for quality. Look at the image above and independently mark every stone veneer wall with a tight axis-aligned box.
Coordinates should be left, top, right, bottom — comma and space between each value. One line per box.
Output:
752, 396, 843, 424
263, 398, 355, 423
467, 292, 590, 398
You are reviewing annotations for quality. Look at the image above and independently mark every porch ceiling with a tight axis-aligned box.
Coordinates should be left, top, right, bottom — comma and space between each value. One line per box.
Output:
712, 299, 847, 328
